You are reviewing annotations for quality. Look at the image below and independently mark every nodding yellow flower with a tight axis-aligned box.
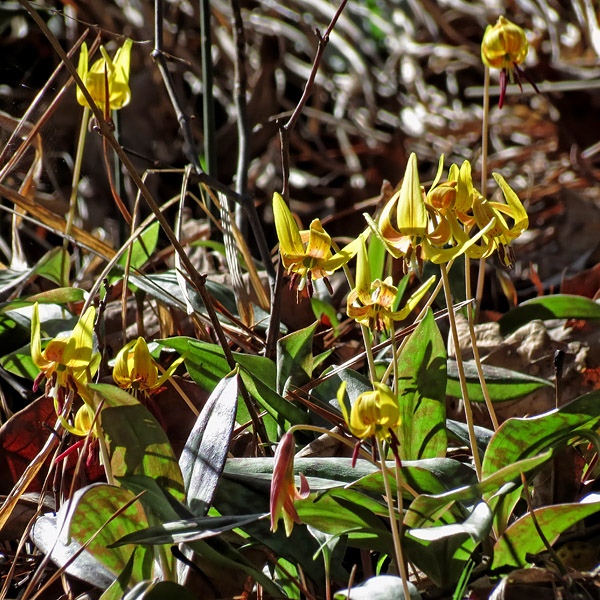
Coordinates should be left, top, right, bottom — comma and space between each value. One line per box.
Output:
77, 39, 133, 113
347, 238, 435, 331
377, 154, 489, 271
270, 432, 310, 536
481, 16, 538, 108
273, 192, 363, 297
113, 337, 184, 394
338, 382, 401, 441
470, 173, 529, 267
30, 303, 97, 399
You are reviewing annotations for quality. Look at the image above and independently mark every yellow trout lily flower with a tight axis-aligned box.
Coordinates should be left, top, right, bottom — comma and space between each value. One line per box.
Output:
347, 238, 435, 331
273, 192, 363, 297
77, 39, 133, 113
377, 154, 490, 270
113, 337, 184, 394
270, 432, 310, 536
31, 303, 97, 398
481, 16, 538, 108
470, 173, 529, 267
338, 381, 401, 441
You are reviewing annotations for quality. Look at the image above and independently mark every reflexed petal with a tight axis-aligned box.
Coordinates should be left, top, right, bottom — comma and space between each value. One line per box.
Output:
273, 192, 304, 258
492, 173, 529, 235
76, 43, 89, 107
63, 306, 95, 369
305, 220, 332, 260
388, 275, 435, 321
320, 232, 365, 273
30, 303, 50, 370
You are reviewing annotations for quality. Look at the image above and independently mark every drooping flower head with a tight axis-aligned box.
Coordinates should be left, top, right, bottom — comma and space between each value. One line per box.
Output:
77, 39, 133, 113
481, 16, 538, 108
376, 154, 489, 272
270, 432, 310, 536
273, 192, 363, 298
338, 382, 401, 442
347, 238, 435, 332
112, 337, 184, 395
31, 303, 98, 401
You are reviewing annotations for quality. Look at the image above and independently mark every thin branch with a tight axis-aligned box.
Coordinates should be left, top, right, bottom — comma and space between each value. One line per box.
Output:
152, 0, 274, 282
265, 0, 349, 357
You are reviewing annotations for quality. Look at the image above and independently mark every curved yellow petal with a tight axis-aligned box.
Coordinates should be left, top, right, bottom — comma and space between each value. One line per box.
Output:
273, 192, 304, 258
305, 220, 332, 260
76, 42, 89, 107
30, 303, 48, 370
63, 306, 95, 369
389, 275, 435, 321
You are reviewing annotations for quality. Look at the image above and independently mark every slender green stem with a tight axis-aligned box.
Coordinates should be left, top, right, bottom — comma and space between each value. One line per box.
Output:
361, 324, 377, 383
380, 272, 447, 385
62, 105, 89, 286
440, 263, 482, 480
464, 255, 499, 430
376, 437, 410, 597
475, 67, 491, 319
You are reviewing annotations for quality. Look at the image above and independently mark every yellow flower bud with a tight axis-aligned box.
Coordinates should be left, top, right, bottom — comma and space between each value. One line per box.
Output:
481, 16, 528, 70
77, 39, 133, 112
339, 382, 401, 441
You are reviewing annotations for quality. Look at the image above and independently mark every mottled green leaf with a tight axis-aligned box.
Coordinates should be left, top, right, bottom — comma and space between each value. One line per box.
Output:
397, 309, 447, 460
446, 360, 552, 403
493, 494, 600, 568
499, 295, 600, 336
90, 383, 184, 501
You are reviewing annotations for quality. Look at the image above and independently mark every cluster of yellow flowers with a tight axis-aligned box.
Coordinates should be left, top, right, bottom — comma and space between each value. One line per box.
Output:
270, 15, 534, 535
31, 305, 181, 444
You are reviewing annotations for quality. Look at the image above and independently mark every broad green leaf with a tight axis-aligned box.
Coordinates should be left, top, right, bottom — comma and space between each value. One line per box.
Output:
90, 383, 184, 501
350, 457, 477, 499
493, 494, 600, 569
367, 233, 386, 282
116, 475, 187, 524
67, 484, 154, 585
446, 360, 553, 402
111, 513, 265, 546
397, 309, 447, 460
160, 337, 306, 429
31, 511, 115, 589
184, 536, 284, 597
481, 390, 600, 532
499, 295, 600, 336
118, 222, 160, 271
336, 575, 421, 600
446, 360, 552, 402
0, 287, 86, 310
34, 247, 70, 287
180, 373, 238, 515
406, 502, 492, 588
276, 321, 318, 394
296, 492, 392, 553
404, 451, 552, 529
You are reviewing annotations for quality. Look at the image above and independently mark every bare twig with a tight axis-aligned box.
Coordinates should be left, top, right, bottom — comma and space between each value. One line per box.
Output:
265, 0, 350, 358
152, 0, 274, 283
